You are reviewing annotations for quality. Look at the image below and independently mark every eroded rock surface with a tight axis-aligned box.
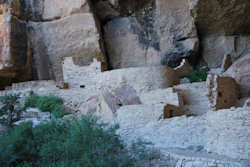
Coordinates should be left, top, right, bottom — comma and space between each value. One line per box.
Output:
29, 13, 107, 81
201, 36, 250, 68
102, 0, 199, 69
224, 54, 250, 98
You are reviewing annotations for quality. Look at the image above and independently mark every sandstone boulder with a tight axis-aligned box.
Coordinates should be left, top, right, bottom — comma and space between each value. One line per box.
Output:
113, 84, 141, 106
96, 85, 141, 122
79, 85, 141, 122
96, 88, 120, 122
79, 96, 99, 116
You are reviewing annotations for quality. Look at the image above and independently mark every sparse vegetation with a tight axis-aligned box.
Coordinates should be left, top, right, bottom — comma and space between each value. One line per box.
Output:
25, 94, 67, 118
186, 68, 207, 83
0, 94, 25, 128
0, 116, 156, 167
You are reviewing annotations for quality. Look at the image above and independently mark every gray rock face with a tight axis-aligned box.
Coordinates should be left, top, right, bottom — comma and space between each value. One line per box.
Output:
190, 0, 250, 36
96, 0, 250, 69
102, 0, 199, 69
190, 0, 250, 68
104, 17, 161, 69
201, 36, 250, 68
154, 0, 198, 67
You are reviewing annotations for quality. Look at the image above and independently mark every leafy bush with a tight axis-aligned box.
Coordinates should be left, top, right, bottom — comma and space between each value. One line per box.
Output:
25, 94, 66, 118
0, 116, 155, 167
0, 94, 25, 127
186, 69, 207, 83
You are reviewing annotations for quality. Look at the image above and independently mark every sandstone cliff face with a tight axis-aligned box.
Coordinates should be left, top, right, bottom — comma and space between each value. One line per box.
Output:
0, 0, 32, 89
95, 0, 199, 68
190, 0, 250, 68
93, 0, 250, 69
0, 0, 108, 88
0, 0, 250, 88
27, 0, 108, 81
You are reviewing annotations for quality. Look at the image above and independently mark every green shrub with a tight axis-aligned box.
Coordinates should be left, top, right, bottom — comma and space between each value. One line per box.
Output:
186, 69, 207, 83
25, 95, 66, 118
0, 94, 25, 127
0, 116, 154, 167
